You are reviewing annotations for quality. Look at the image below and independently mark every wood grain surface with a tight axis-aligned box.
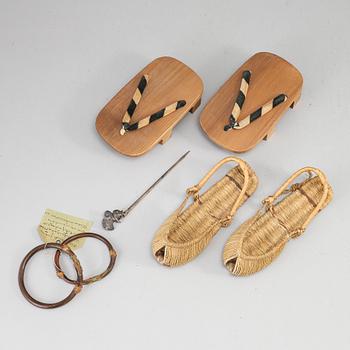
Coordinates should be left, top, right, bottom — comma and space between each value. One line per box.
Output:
96, 56, 203, 156
200, 52, 303, 153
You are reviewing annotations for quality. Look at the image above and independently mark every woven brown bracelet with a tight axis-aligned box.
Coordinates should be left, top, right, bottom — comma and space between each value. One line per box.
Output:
54, 232, 117, 285
18, 242, 83, 309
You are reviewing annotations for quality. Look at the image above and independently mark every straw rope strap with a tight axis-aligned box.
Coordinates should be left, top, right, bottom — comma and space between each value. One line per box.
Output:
223, 69, 288, 131
120, 75, 186, 135
152, 157, 258, 267
185, 157, 252, 223
223, 167, 333, 276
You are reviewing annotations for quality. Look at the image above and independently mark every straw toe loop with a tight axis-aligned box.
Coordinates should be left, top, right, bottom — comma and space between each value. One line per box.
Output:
220, 215, 233, 228
284, 183, 301, 194
262, 196, 274, 209
289, 227, 305, 239
186, 186, 201, 202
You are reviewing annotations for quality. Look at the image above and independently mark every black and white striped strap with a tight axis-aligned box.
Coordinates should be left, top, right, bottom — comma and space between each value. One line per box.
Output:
120, 75, 186, 135
224, 70, 287, 131
123, 100, 186, 133
123, 75, 148, 124
233, 94, 287, 129
224, 71, 251, 131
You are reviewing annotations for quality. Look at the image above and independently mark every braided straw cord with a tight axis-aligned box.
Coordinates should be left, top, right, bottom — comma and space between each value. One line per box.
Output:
152, 157, 258, 267
223, 167, 333, 276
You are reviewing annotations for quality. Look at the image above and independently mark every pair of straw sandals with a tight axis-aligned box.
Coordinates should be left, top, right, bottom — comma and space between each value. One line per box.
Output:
151, 157, 333, 275
96, 52, 303, 155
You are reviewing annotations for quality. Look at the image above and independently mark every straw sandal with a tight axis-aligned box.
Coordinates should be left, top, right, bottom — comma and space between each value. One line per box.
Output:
200, 52, 303, 152
96, 56, 203, 156
152, 157, 258, 267
223, 167, 333, 276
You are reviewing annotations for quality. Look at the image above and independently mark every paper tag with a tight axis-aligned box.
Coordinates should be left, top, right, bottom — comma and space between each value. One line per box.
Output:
38, 209, 93, 250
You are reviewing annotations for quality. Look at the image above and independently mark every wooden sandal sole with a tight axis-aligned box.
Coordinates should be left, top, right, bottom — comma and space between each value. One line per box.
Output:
96, 56, 203, 157
200, 52, 303, 152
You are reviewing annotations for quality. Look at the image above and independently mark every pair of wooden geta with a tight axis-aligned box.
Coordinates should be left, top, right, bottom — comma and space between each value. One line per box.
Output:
96, 52, 303, 156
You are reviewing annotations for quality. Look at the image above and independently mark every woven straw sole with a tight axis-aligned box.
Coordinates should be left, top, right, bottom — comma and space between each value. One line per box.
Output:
223, 172, 333, 276
152, 162, 258, 267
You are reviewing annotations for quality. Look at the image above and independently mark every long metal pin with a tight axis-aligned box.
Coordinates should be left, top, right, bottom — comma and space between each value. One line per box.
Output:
102, 151, 190, 230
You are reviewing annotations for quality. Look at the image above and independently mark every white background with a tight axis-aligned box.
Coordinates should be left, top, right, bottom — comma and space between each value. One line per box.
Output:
1, 1, 349, 349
